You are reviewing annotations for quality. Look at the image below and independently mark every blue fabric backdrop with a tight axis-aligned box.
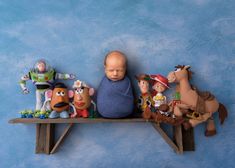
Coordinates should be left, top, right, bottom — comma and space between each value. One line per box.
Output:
0, 0, 234, 167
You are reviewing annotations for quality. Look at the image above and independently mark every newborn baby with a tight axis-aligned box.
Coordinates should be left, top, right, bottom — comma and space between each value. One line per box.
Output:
97, 51, 134, 118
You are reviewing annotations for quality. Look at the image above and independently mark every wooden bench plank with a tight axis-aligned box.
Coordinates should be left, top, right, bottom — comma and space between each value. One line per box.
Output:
9, 118, 154, 124
9, 118, 189, 154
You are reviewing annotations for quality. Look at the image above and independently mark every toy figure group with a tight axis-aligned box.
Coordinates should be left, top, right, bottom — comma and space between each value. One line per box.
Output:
19, 59, 96, 119
135, 74, 182, 126
136, 65, 228, 136
20, 51, 134, 120
19, 51, 228, 137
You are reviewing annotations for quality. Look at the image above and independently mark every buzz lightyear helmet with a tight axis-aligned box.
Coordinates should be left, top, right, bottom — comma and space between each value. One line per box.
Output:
33, 59, 53, 73
29, 59, 55, 82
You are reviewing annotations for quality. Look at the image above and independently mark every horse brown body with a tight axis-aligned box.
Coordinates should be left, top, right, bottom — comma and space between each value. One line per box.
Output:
167, 65, 228, 136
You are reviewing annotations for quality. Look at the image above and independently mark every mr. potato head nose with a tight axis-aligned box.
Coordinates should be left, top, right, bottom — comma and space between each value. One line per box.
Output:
75, 93, 83, 101
54, 95, 69, 108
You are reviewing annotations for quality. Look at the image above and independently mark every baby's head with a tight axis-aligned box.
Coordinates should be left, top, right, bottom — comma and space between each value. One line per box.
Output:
104, 51, 127, 81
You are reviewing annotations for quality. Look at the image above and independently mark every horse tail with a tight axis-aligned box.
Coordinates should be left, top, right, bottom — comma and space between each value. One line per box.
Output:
218, 103, 228, 125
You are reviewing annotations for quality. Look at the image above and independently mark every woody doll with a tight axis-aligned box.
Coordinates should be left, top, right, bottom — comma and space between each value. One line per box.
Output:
135, 74, 155, 120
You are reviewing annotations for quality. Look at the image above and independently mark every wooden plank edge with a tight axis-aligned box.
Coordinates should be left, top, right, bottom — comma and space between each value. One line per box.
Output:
8, 118, 154, 124
50, 123, 74, 154
151, 123, 181, 154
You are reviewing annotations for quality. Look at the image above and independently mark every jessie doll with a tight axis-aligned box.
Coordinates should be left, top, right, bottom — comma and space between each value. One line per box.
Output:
150, 74, 170, 109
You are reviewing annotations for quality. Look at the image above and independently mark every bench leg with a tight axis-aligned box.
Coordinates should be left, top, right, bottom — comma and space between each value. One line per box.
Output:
35, 123, 55, 154
182, 127, 195, 151
152, 123, 180, 154
173, 125, 183, 153
50, 123, 74, 154
173, 125, 195, 152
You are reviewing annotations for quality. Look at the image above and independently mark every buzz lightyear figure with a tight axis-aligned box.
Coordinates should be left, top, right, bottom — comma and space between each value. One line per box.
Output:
19, 59, 75, 111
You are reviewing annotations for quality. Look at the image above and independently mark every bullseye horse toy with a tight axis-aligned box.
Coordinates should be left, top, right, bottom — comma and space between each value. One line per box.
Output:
167, 65, 228, 136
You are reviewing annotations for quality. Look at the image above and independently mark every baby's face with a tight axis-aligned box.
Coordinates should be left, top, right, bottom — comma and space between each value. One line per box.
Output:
105, 54, 126, 81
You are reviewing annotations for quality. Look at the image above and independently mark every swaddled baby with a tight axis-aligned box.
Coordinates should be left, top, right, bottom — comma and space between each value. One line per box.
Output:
97, 51, 134, 118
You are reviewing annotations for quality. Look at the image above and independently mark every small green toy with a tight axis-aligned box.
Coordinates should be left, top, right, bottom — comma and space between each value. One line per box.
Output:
34, 110, 51, 119
19, 110, 34, 118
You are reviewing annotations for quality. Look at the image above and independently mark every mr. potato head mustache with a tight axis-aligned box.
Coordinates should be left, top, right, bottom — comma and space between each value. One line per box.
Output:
54, 102, 69, 108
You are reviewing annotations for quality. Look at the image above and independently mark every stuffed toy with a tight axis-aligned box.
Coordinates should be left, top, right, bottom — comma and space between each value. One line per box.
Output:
167, 65, 228, 136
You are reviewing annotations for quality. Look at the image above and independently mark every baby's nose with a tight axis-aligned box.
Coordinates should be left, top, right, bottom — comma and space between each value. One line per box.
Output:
113, 70, 118, 75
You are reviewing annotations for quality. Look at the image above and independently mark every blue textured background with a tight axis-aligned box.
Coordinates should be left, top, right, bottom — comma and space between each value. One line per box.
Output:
1, 0, 235, 167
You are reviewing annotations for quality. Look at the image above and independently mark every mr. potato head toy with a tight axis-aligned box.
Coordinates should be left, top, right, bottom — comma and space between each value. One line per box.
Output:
44, 83, 74, 119
70, 80, 95, 118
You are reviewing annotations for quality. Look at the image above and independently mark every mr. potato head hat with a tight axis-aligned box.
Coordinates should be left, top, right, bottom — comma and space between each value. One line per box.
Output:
73, 80, 90, 89
150, 74, 170, 89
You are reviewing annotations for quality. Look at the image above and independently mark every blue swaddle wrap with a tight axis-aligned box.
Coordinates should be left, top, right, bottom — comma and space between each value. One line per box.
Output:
97, 76, 134, 118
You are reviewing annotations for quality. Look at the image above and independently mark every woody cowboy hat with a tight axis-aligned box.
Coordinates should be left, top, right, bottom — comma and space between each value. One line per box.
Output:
135, 74, 151, 81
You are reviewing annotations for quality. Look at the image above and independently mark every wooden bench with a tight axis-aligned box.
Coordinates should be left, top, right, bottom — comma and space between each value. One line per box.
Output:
8, 118, 194, 155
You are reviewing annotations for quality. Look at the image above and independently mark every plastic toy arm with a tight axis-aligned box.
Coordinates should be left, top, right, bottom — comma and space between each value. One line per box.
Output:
69, 103, 77, 118
19, 74, 30, 94
41, 90, 52, 111
91, 100, 97, 112
41, 99, 51, 112
168, 100, 172, 106
55, 73, 75, 80
163, 96, 167, 104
